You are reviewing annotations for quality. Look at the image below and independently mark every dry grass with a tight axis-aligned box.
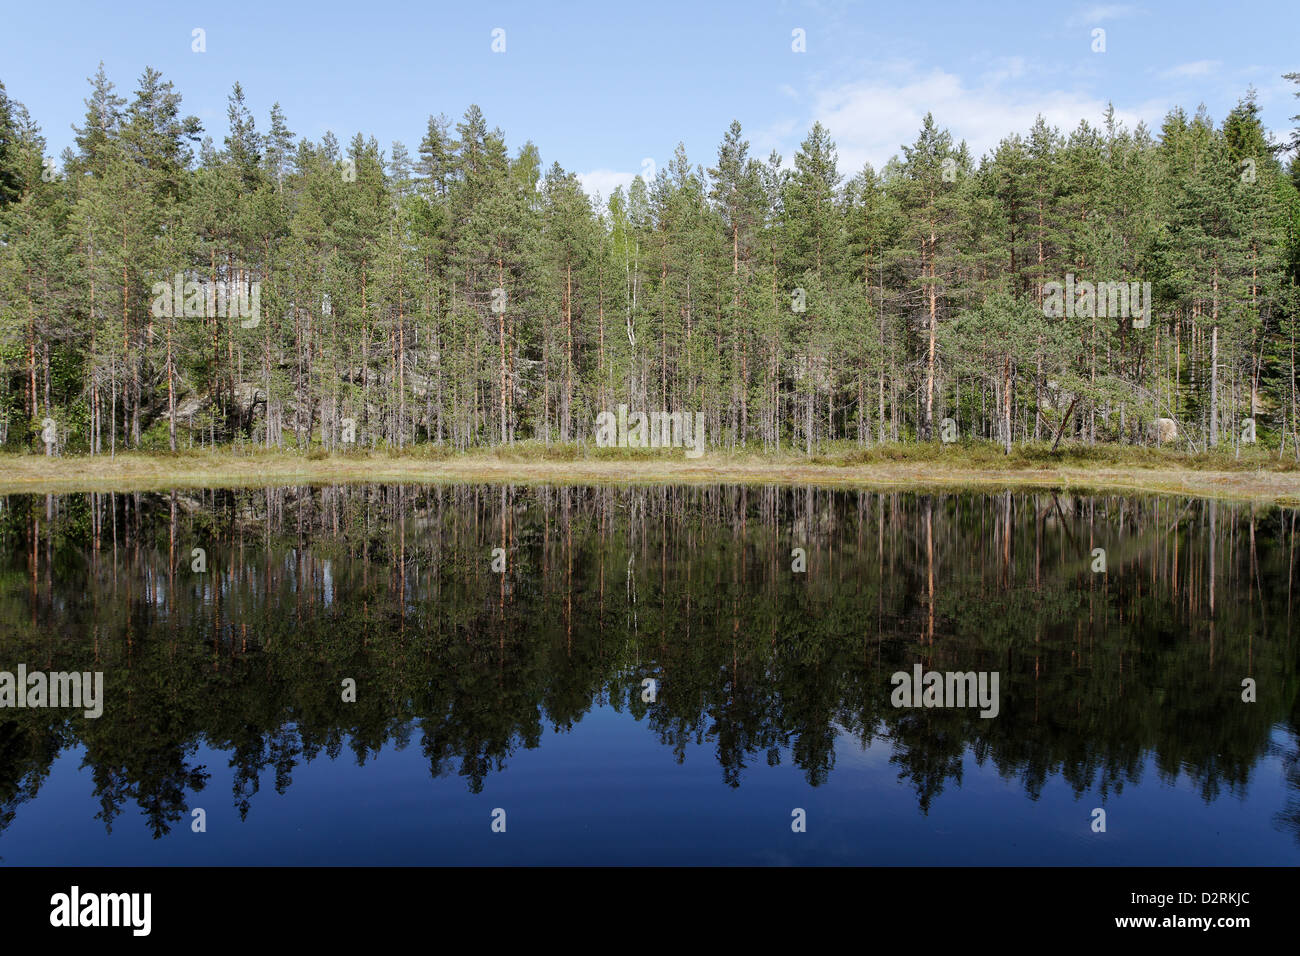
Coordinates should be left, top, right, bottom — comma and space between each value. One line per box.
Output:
2, 442, 1299, 504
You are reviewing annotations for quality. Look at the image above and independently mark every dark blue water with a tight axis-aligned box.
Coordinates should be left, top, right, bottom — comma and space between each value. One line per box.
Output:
1, 485, 1297, 864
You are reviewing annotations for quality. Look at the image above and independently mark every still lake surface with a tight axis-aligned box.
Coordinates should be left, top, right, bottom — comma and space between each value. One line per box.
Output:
0, 483, 1297, 865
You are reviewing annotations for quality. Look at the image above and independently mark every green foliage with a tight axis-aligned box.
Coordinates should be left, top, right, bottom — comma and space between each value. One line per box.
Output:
1, 69, 1299, 462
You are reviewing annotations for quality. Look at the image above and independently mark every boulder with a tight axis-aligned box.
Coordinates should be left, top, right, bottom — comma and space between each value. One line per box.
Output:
232, 382, 266, 416
1147, 418, 1177, 444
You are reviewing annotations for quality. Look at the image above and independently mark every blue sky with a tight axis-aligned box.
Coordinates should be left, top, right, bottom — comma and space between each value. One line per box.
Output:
2, 1, 1296, 199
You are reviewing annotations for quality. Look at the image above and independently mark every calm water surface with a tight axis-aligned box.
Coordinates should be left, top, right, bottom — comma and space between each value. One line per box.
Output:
0, 484, 1297, 864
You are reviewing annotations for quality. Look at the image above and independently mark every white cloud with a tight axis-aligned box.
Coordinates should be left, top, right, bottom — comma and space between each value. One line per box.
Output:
804, 62, 1168, 173
750, 116, 803, 160
980, 56, 1028, 85
1158, 60, 1221, 79
1065, 4, 1142, 28
576, 168, 637, 201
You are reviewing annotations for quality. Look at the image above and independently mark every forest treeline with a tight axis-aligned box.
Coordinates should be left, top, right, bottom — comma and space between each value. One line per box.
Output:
2, 66, 1300, 456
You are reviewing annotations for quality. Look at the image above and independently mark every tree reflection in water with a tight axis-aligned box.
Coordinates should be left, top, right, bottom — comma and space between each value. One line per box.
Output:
0, 484, 1295, 844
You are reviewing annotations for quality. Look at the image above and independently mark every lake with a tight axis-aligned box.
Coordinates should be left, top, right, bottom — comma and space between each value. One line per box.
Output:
0, 484, 1296, 865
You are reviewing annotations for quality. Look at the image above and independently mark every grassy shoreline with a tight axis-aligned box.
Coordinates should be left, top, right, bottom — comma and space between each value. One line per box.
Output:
2, 442, 1299, 503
